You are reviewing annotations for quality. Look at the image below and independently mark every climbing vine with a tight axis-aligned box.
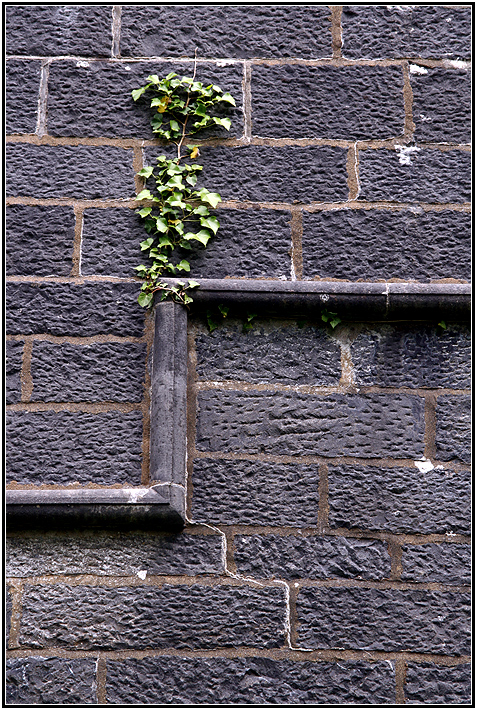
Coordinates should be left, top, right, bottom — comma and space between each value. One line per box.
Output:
132, 69, 235, 308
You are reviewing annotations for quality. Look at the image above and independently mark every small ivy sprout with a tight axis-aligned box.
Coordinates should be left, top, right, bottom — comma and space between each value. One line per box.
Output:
321, 309, 341, 329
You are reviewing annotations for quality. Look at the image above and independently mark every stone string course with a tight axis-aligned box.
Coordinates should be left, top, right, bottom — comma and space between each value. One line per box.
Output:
6, 5, 471, 705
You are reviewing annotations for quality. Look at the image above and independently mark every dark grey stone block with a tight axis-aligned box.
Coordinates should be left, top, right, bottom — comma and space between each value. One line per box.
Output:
19, 583, 286, 650
302, 209, 471, 282
6, 283, 145, 337
6, 143, 135, 199
358, 148, 471, 203
196, 391, 425, 458
6, 657, 97, 705
297, 586, 470, 654
30, 341, 147, 403
411, 68, 471, 144
120, 6, 333, 59
6, 341, 23, 405
81, 207, 292, 279
401, 543, 471, 586
234, 535, 391, 580
341, 6, 471, 60
405, 663, 471, 705
351, 324, 471, 389
6, 411, 143, 485
328, 464, 470, 535
106, 657, 395, 704
6, 59, 41, 134
191, 458, 319, 527
195, 320, 341, 385
47, 61, 243, 139
146, 145, 349, 203
435, 395, 471, 463
5, 5, 112, 56
252, 65, 404, 140
6, 205, 75, 277
6, 531, 224, 577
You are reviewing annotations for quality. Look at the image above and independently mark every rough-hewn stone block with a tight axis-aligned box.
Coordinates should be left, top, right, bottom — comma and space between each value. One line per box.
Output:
297, 587, 470, 654
6, 59, 41, 134
6, 341, 23, 405
6, 411, 143, 485
191, 458, 319, 527
435, 395, 471, 463
6, 144, 135, 199
120, 6, 333, 59
302, 208, 471, 281
252, 65, 404, 140
328, 464, 470, 535
30, 342, 147, 402
6, 283, 144, 337
81, 207, 292, 279
6, 205, 75, 277
5, 5, 112, 56
19, 583, 287, 649
6, 531, 224, 577
411, 67, 471, 144
47, 61, 243, 138
350, 324, 471, 389
234, 535, 391, 580
405, 663, 471, 705
195, 320, 341, 385
6, 658, 97, 705
106, 657, 395, 704
358, 148, 471, 203
196, 391, 425, 458
341, 6, 471, 60
146, 145, 349, 203
401, 543, 471, 586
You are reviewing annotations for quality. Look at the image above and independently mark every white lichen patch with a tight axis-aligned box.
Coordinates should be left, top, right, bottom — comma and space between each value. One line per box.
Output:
409, 64, 428, 75
414, 457, 435, 474
443, 59, 471, 71
137, 570, 147, 580
76, 60, 90, 68
395, 145, 421, 165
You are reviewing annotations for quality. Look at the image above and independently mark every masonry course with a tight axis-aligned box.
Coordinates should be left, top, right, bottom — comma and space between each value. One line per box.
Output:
6, 59, 41, 135
404, 662, 472, 704
401, 543, 471, 586
19, 583, 287, 650
6, 340, 24, 405
435, 395, 471, 463
6, 657, 97, 705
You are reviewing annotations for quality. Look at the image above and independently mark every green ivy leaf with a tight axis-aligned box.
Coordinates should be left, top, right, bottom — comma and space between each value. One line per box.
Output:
177, 260, 191, 272
200, 215, 220, 234
132, 86, 147, 101
200, 191, 222, 208
136, 189, 154, 201
138, 291, 153, 307
140, 238, 154, 251
220, 92, 236, 106
137, 207, 152, 218
137, 166, 154, 179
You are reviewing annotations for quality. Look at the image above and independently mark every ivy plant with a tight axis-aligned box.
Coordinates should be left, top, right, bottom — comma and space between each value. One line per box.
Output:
132, 70, 235, 308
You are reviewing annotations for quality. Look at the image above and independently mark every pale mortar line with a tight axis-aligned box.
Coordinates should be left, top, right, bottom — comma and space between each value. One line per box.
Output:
35, 59, 50, 137
20, 339, 34, 403
111, 6, 122, 59
243, 61, 252, 143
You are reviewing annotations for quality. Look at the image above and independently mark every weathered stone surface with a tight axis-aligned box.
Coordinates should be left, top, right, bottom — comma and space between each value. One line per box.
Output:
401, 543, 471, 586
6, 341, 23, 405
297, 587, 470, 654
328, 464, 470, 535
252, 65, 404, 140
6, 144, 135, 199
350, 324, 471, 389
358, 148, 471, 203
192, 458, 319, 527
302, 208, 471, 281
6, 658, 97, 705
435, 395, 471, 464
6, 586, 12, 646
81, 207, 292, 279
6, 531, 224, 577
5, 4, 112, 56
195, 320, 341, 385
6, 59, 40, 134
106, 657, 395, 704
341, 6, 471, 60
19, 583, 287, 650
196, 391, 425, 458
146, 145, 349, 203
234, 535, 391, 581
6, 283, 145, 337
6, 411, 143, 485
31, 342, 147, 402
120, 6, 333, 59
6, 205, 75, 276
47, 61, 243, 138
411, 67, 471, 144
405, 663, 471, 705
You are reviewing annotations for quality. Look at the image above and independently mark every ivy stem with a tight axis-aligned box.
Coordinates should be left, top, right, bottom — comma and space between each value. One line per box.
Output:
177, 49, 198, 161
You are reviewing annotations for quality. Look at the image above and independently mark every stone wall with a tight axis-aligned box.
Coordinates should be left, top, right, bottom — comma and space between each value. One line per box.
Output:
6, 5, 471, 704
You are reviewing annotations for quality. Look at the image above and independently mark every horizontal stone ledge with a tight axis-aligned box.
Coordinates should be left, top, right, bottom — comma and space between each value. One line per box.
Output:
157, 280, 471, 321
6, 486, 185, 532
